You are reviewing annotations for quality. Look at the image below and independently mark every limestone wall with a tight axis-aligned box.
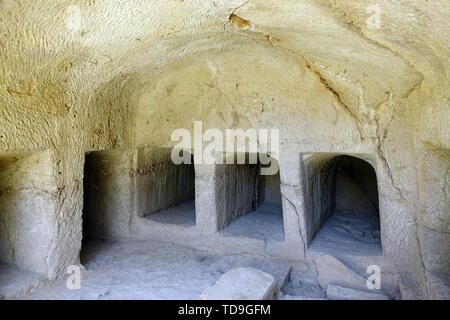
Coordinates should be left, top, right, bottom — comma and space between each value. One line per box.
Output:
418, 147, 450, 281
0, 150, 57, 275
299, 154, 336, 245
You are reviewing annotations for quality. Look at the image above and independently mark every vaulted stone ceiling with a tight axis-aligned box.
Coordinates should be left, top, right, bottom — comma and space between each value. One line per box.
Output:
0, 0, 447, 121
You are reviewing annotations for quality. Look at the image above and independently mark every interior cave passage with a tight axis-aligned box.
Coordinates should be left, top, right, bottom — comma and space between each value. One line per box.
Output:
309, 155, 382, 255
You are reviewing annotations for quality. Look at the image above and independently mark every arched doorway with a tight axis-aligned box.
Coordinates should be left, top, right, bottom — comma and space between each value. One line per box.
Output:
306, 155, 381, 255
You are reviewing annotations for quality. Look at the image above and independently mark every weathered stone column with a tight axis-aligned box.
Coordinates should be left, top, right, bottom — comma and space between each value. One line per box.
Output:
278, 149, 307, 257
195, 163, 220, 234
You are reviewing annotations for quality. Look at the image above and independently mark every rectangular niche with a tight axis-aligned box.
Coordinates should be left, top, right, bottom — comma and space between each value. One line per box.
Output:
301, 153, 381, 255
136, 147, 195, 226
0, 150, 57, 275
82, 149, 133, 247
218, 154, 284, 242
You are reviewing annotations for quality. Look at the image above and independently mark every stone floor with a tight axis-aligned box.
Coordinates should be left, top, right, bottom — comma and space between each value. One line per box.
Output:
309, 210, 382, 257
220, 202, 284, 242
16, 239, 296, 300
146, 200, 196, 226
1, 209, 400, 300
0, 264, 43, 299
307, 210, 400, 299
145, 201, 285, 242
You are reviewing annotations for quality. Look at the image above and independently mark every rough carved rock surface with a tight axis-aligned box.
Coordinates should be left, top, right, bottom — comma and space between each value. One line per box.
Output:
0, 0, 448, 299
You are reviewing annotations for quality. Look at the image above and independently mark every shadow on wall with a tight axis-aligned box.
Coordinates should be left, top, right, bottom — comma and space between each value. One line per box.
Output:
82, 149, 133, 247
333, 156, 379, 218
